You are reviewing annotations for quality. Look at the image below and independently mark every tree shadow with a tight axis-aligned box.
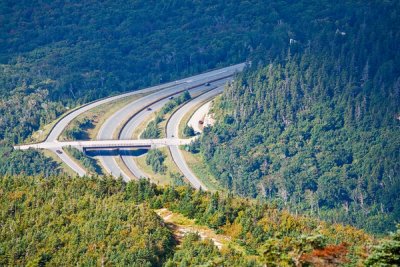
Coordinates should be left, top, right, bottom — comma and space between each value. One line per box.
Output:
85, 149, 148, 157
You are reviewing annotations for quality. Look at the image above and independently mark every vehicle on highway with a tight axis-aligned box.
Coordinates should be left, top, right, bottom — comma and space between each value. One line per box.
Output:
56, 150, 63, 154
199, 120, 204, 125
169, 96, 174, 100
205, 82, 211, 86
147, 107, 152, 111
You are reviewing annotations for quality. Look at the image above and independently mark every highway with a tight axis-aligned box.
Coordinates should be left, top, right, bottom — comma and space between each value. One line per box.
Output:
118, 85, 208, 179
14, 63, 245, 180
166, 86, 225, 189
96, 64, 244, 180
118, 79, 230, 180
39, 73, 198, 177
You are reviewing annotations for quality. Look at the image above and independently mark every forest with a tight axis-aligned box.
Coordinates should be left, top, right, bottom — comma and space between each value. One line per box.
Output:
2, 175, 394, 266
0, 0, 296, 175
199, 0, 400, 234
0, 0, 399, 261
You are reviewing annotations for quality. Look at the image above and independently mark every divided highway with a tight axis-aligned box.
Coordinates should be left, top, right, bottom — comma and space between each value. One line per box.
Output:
119, 79, 229, 180
97, 70, 240, 180
166, 86, 225, 189
15, 63, 245, 184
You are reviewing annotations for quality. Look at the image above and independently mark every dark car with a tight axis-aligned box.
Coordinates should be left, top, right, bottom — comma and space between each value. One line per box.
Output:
205, 82, 211, 86
147, 107, 152, 111
169, 96, 174, 100
56, 150, 63, 154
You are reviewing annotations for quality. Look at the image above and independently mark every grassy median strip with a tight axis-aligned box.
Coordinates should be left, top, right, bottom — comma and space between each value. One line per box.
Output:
133, 147, 184, 186
64, 146, 103, 175
114, 156, 137, 180
59, 93, 149, 141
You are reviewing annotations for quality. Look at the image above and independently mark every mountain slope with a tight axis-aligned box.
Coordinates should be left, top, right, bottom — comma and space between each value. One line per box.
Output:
0, 175, 373, 266
200, 0, 400, 234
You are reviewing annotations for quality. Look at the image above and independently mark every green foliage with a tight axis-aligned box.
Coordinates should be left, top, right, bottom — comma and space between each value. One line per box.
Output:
185, 139, 201, 154
183, 125, 195, 137
200, 0, 400, 234
160, 91, 192, 115
146, 149, 167, 174
0, 175, 373, 266
141, 119, 161, 139
169, 172, 186, 187
164, 233, 257, 267
365, 225, 400, 266
0, 176, 174, 266
64, 118, 94, 140
0, 145, 60, 176
64, 146, 103, 175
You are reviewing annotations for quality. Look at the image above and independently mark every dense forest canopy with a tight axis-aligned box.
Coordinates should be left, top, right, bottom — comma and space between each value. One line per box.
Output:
0, 0, 287, 144
3, 0, 392, 144
0, 175, 376, 266
0, 0, 398, 239
199, 0, 400, 234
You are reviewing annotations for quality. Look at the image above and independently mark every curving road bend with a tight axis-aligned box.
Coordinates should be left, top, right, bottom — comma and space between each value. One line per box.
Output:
42, 70, 200, 176
119, 79, 229, 180
97, 64, 244, 180
166, 86, 225, 189
17, 63, 244, 177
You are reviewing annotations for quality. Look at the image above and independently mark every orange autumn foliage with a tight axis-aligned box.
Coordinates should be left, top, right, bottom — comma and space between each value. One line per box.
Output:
300, 243, 349, 267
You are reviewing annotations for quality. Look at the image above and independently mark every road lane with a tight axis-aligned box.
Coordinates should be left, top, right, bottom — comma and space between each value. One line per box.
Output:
98, 65, 244, 180
166, 86, 225, 189
15, 63, 245, 177
119, 79, 228, 179
50, 148, 86, 177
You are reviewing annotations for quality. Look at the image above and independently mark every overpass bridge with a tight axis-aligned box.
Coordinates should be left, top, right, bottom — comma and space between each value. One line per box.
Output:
15, 138, 195, 152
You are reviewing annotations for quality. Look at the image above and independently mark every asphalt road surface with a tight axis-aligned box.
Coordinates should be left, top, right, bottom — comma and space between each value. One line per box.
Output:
16, 63, 245, 178
96, 64, 244, 180
118, 79, 229, 180
166, 86, 225, 189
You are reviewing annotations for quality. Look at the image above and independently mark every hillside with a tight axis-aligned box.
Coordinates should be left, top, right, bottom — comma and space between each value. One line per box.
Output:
0, 1, 399, 263
0, 0, 284, 145
2, 0, 393, 176
0, 175, 378, 266
199, 1, 400, 234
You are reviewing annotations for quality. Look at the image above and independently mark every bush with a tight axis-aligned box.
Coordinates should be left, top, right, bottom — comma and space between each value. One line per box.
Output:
146, 149, 167, 174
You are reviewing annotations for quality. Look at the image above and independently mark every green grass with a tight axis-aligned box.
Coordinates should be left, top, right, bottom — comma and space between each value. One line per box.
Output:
41, 149, 77, 176
60, 93, 149, 141
133, 147, 184, 186
133, 113, 156, 139
180, 150, 223, 192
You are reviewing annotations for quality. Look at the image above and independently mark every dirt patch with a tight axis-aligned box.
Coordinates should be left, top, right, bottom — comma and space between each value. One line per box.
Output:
156, 208, 230, 249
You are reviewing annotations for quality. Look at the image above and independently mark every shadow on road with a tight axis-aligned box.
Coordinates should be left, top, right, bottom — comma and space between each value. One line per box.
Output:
86, 149, 148, 157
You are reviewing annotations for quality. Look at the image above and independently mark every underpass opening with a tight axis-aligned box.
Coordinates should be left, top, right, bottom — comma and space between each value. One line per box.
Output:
85, 148, 149, 157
